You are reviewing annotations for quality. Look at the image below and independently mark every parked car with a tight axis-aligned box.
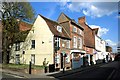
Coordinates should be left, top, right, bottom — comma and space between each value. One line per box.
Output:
114, 54, 120, 61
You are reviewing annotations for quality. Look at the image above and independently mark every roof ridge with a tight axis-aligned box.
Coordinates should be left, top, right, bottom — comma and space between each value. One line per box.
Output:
39, 14, 59, 24
61, 12, 72, 20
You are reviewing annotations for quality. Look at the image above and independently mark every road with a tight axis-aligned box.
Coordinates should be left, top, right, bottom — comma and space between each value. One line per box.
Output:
2, 72, 25, 80
1, 61, 120, 80
56, 61, 120, 80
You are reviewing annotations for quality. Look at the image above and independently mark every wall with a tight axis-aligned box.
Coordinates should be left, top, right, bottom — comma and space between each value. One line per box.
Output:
10, 15, 54, 66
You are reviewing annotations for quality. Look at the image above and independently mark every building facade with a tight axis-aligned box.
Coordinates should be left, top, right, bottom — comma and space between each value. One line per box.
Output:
58, 13, 86, 69
93, 28, 106, 64
9, 13, 108, 71
78, 16, 95, 66
10, 15, 71, 71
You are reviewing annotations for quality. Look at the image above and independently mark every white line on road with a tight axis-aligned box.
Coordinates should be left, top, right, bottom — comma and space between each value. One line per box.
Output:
106, 69, 116, 80
5, 73, 25, 78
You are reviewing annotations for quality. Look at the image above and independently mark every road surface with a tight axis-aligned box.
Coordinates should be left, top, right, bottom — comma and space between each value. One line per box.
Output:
56, 61, 120, 80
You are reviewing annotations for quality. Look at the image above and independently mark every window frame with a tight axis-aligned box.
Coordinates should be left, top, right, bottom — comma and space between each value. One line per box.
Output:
78, 37, 82, 49
31, 40, 35, 49
66, 41, 70, 49
57, 26, 62, 32
73, 36, 77, 48
73, 26, 77, 33
15, 42, 20, 51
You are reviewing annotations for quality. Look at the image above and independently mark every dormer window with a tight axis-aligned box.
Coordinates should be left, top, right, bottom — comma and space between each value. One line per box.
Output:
57, 26, 62, 32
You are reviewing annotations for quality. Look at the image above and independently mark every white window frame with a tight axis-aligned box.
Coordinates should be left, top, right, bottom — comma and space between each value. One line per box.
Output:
66, 54, 70, 63
73, 26, 77, 32
73, 36, 77, 48
66, 41, 70, 48
78, 37, 82, 49
57, 26, 62, 32
79, 29, 82, 35
55, 37, 60, 48
15, 42, 20, 51
55, 53, 60, 64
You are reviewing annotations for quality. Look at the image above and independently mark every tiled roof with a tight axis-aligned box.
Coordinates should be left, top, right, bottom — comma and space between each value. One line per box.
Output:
19, 21, 32, 31
78, 16, 95, 48
92, 28, 99, 35
40, 14, 71, 40
58, 13, 84, 30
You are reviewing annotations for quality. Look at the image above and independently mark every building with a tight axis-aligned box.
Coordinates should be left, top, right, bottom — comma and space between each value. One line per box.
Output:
78, 16, 95, 65
93, 28, 106, 64
10, 14, 71, 70
57, 13, 86, 69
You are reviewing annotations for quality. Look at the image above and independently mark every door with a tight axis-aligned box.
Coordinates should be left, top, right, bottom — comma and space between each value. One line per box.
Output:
61, 53, 63, 69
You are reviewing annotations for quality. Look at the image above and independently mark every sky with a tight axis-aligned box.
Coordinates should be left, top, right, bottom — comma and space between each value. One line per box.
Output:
30, 2, 119, 53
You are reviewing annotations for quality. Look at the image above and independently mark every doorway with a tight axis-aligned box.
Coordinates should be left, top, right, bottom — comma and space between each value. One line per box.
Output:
60, 53, 63, 69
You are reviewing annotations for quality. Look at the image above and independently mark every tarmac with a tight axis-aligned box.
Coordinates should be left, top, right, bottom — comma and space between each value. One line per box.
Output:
0, 63, 107, 79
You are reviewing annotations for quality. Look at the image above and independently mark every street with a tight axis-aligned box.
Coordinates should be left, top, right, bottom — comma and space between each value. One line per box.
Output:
2, 72, 25, 80
54, 61, 120, 80
1, 61, 120, 80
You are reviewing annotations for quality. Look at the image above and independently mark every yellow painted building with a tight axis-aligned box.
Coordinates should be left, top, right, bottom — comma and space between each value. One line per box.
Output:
10, 14, 71, 67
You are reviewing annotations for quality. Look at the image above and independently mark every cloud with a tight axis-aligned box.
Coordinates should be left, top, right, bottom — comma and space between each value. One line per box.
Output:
105, 39, 117, 47
59, 2, 118, 18
117, 16, 120, 19
89, 25, 109, 37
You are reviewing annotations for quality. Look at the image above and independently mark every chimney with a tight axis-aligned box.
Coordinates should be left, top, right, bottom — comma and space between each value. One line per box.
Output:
78, 16, 86, 24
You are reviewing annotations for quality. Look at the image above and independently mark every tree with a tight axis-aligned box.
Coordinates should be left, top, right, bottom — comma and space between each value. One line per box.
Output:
1, 2, 35, 64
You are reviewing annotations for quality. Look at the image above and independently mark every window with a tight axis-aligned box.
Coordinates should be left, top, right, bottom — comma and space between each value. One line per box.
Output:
57, 26, 62, 32
73, 36, 77, 48
16, 54, 20, 64
73, 26, 77, 32
55, 53, 60, 64
31, 40, 35, 49
31, 54, 35, 65
66, 41, 70, 48
55, 37, 60, 47
54, 37, 60, 51
15, 43, 20, 51
78, 29, 82, 35
66, 54, 70, 63
78, 37, 82, 49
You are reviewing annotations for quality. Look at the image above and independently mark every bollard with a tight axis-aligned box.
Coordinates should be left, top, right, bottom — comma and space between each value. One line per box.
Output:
29, 61, 31, 74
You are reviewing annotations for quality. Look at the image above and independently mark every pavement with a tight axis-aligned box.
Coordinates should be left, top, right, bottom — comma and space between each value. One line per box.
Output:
0, 62, 109, 79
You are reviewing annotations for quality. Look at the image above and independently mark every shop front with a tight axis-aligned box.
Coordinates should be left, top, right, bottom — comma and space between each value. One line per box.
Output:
71, 50, 86, 69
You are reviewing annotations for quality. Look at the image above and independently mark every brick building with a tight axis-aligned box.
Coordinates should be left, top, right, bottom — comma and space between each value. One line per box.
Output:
78, 16, 95, 65
58, 13, 86, 69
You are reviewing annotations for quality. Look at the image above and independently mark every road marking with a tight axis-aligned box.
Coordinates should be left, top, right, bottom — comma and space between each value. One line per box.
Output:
106, 69, 116, 80
5, 73, 25, 78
